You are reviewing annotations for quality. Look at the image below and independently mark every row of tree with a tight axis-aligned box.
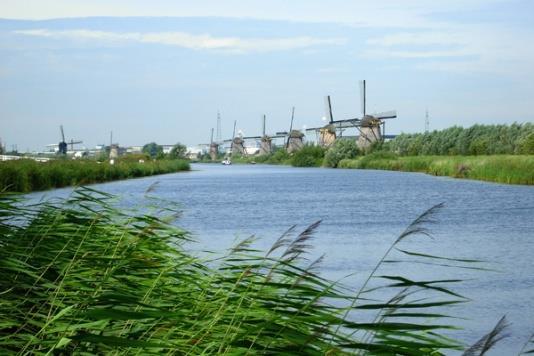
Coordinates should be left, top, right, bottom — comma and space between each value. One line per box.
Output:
383, 123, 534, 156
141, 142, 187, 159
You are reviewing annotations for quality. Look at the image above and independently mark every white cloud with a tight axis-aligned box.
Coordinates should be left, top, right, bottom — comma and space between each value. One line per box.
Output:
13, 29, 346, 53
0, 0, 507, 28
366, 32, 468, 47
363, 48, 475, 59
363, 25, 534, 79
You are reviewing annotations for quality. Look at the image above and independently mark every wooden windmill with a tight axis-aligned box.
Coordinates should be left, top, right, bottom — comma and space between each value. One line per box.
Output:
307, 80, 397, 150
234, 115, 286, 156
306, 96, 336, 147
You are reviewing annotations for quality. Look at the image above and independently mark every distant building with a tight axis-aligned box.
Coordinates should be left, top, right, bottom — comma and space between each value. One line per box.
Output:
186, 147, 203, 160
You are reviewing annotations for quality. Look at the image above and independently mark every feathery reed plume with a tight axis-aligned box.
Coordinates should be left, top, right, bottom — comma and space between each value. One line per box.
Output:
462, 316, 509, 356
281, 220, 322, 262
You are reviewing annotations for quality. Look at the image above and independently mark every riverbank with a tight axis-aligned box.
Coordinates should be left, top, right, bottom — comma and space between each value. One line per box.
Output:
0, 158, 190, 193
338, 154, 534, 185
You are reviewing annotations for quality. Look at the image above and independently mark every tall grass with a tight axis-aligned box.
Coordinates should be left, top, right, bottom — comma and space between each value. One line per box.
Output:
0, 158, 190, 192
339, 154, 534, 185
0, 187, 512, 354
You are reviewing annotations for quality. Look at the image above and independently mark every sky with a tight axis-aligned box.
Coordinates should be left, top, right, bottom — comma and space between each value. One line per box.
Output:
1, 0, 534, 151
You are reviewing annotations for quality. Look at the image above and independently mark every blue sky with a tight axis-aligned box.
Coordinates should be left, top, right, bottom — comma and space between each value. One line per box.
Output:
1, 0, 533, 151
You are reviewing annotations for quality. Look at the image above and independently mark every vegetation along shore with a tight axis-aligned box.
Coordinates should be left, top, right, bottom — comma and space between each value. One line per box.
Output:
1, 187, 530, 354
0, 157, 190, 193
226, 123, 534, 185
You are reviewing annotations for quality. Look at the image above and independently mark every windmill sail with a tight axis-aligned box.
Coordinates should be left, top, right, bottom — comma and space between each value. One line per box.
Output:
359, 80, 366, 116
324, 96, 333, 123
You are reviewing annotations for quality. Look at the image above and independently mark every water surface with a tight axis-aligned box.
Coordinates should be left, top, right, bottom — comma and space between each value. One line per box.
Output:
33, 164, 534, 354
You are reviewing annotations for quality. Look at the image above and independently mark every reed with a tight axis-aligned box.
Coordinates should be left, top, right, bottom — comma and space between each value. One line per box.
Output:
0, 158, 190, 193
0, 187, 512, 354
339, 154, 534, 185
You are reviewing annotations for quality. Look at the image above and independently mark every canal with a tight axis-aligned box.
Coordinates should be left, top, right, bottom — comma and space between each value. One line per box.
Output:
32, 163, 534, 354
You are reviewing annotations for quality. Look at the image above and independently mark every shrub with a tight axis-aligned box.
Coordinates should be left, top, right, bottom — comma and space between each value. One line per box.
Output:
290, 144, 325, 167
324, 139, 360, 167
517, 132, 534, 154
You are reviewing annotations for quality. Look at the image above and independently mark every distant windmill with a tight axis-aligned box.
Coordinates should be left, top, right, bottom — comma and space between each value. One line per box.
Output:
222, 120, 246, 156
109, 131, 119, 159
285, 107, 304, 153
306, 80, 397, 150
58, 125, 82, 155
306, 96, 336, 147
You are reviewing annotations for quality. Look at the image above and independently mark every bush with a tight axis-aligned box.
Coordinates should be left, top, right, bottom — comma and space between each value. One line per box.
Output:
324, 139, 360, 167
517, 132, 534, 154
290, 144, 325, 167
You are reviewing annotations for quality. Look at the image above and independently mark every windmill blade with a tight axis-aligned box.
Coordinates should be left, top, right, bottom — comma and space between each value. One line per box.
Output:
60, 125, 65, 142
371, 110, 397, 119
359, 80, 366, 116
286, 107, 295, 149
324, 96, 333, 123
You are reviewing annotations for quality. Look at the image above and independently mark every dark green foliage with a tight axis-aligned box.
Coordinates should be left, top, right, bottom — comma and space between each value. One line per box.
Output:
517, 132, 534, 154
290, 144, 325, 167
0, 188, 505, 354
142, 142, 164, 158
0, 159, 190, 193
324, 139, 360, 167
386, 123, 534, 156
168, 143, 187, 160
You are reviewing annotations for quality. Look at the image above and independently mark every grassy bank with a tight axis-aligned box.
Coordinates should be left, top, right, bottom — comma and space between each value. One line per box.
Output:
1, 187, 515, 354
0, 158, 190, 193
339, 153, 534, 185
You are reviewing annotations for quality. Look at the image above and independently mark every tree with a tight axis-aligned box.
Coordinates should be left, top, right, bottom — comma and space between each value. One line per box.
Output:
142, 142, 163, 159
168, 143, 187, 160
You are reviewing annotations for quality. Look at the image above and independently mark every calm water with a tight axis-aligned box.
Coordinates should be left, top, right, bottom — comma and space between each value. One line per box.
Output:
32, 164, 534, 355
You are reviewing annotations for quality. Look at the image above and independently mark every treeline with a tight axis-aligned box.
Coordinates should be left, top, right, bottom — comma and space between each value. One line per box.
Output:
384, 123, 534, 156
0, 158, 190, 193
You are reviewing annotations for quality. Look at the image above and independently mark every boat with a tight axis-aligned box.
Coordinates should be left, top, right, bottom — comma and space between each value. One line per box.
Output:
222, 158, 232, 165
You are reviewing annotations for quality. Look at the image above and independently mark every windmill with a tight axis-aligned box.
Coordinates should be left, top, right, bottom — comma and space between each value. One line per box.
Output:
284, 107, 304, 153
209, 127, 219, 161
108, 131, 120, 159
306, 96, 337, 147
222, 120, 246, 156
58, 125, 82, 155
237, 115, 287, 155
307, 80, 397, 150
